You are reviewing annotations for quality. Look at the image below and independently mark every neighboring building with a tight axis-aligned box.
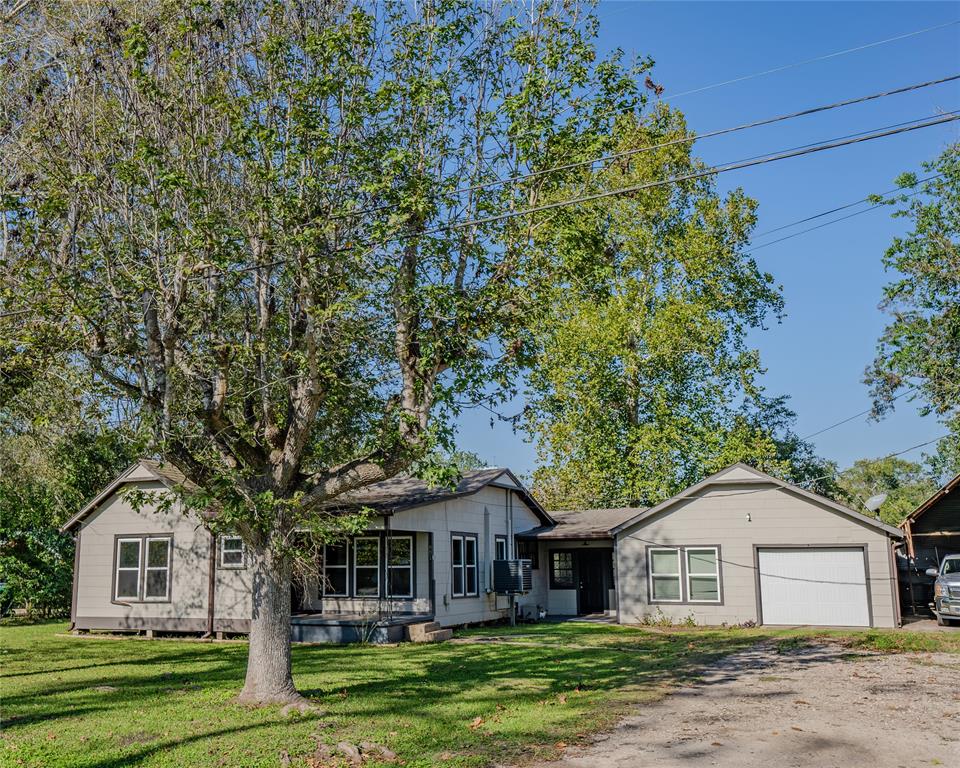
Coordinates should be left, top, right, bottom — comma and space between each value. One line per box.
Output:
63, 460, 905, 641
898, 472, 960, 615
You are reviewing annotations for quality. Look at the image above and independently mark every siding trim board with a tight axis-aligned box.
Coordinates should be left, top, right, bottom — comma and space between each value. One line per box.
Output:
752, 544, 874, 628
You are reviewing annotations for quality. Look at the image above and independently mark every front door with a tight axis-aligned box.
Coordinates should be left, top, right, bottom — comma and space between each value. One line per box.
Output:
577, 550, 608, 615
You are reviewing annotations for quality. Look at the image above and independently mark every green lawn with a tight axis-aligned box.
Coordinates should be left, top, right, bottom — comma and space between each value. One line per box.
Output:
1, 621, 957, 768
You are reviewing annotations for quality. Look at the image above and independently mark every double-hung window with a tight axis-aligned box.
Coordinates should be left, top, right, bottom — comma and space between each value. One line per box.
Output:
451, 534, 478, 597
114, 535, 172, 601
353, 537, 380, 596
516, 539, 539, 569
494, 535, 508, 561
386, 536, 413, 598
648, 546, 721, 604
219, 536, 245, 569
322, 542, 349, 597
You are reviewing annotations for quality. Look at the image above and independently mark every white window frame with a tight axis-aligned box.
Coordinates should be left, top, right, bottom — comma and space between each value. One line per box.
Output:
386, 535, 413, 598
322, 541, 350, 597
219, 535, 245, 569
451, 535, 466, 597
648, 547, 683, 603
353, 536, 380, 597
494, 535, 508, 561
115, 537, 142, 600
685, 547, 721, 604
143, 536, 172, 601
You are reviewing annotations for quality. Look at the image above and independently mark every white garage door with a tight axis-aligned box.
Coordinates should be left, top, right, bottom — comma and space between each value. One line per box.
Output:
758, 547, 870, 627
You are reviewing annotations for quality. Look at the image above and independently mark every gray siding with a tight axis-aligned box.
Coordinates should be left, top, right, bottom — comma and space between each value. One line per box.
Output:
616, 482, 898, 628
74, 479, 251, 631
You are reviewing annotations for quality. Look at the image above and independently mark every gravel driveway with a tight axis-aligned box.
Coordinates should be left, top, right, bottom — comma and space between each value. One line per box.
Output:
543, 641, 960, 768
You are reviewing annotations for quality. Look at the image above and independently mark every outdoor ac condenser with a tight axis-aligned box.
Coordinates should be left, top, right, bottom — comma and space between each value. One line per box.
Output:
493, 558, 533, 594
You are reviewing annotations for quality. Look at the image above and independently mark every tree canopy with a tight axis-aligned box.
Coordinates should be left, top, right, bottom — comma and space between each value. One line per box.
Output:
866, 143, 960, 477
833, 456, 938, 527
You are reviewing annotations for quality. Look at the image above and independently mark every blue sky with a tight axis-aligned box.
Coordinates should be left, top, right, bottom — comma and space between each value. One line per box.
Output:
455, 1, 960, 477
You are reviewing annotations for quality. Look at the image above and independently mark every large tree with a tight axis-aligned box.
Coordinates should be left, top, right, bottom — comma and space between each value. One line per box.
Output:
521, 110, 821, 509
866, 143, 960, 476
2, 0, 648, 704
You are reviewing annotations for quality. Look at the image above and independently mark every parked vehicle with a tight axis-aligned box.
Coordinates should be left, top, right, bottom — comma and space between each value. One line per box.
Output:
926, 555, 960, 626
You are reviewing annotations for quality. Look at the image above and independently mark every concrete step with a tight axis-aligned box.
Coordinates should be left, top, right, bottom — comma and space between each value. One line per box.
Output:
407, 621, 443, 642
420, 628, 453, 643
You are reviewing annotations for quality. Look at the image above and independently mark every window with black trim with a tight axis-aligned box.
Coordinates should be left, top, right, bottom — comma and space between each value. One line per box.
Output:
114, 535, 172, 602
387, 536, 413, 598
354, 537, 380, 596
550, 551, 575, 589
494, 535, 507, 561
322, 541, 349, 596
451, 534, 478, 597
219, 536, 245, 569
516, 538, 539, 569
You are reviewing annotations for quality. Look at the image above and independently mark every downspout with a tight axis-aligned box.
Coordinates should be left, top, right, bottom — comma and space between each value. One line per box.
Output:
203, 530, 216, 639
889, 538, 903, 627
69, 529, 81, 631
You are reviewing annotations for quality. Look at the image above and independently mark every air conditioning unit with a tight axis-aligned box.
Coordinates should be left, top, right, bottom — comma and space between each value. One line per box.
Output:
493, 559, 533, 594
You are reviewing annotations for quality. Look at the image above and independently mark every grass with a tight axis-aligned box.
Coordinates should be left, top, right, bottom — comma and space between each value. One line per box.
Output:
1, 621, 957, 768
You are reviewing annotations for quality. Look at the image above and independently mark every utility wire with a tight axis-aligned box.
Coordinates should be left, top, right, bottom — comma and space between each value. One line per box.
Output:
799, 388, 918, 441
667, 20, 960, 100
330, 73, 960, 222
1, 110, 955, 317
749, 173, 943, 240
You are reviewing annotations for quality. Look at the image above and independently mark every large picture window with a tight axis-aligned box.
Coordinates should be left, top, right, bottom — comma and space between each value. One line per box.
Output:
114, 535, 172, 602
550, 551, 575, 589
648, 546, 722, 604
451, 534, 478, 597
354, 537, 380, 596
322, 542, 349, 597
387, 536, 413, 598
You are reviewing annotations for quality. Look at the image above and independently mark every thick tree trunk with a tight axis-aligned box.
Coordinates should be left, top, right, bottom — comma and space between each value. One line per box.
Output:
238, 543, 303, 706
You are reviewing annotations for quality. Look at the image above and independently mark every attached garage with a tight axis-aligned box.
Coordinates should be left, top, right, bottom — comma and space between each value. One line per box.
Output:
756, 547, 870, 627
613, 464, 904, 628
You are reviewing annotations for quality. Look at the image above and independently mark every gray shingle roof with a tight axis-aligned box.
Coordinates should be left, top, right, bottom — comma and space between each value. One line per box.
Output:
516, 507, 642, 539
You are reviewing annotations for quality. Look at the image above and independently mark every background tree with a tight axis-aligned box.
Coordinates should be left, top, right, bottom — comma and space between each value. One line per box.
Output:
522, 110, 822, 509
866, 143, 960, 476
2, 0, 649, 705
833, 456, 938, 527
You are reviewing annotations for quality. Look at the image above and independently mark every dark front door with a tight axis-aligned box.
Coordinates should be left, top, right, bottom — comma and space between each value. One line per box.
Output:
577, 549, 609, 615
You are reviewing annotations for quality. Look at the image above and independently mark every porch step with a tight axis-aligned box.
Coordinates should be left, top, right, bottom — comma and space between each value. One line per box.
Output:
407, 621, 447, 642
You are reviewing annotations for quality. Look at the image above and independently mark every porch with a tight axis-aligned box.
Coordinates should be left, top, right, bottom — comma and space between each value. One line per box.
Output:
290, 611, 433, 644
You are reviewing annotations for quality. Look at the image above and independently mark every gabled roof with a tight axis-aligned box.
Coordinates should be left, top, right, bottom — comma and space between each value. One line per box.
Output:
61, 461, 552, 532
900, 472, 960, 528
610, 463, 904, 539
325, 467, 553, 526
60, 459, 199, 533
517, 507, 641, 539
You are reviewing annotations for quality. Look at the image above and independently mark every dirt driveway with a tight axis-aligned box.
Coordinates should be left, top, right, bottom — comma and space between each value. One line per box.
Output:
543, 641, 960, 768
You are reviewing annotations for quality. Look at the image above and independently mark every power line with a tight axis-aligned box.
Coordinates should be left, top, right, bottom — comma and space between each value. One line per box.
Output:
330, 73, 960, 223
666, 20, 960, 100
750, 173, 943, 240
745, 187, 928, 255
799, 388, 918, 441
2, 110, 955, 312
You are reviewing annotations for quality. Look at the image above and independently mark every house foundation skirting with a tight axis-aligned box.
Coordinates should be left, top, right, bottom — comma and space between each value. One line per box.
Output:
73, 617, 251, 633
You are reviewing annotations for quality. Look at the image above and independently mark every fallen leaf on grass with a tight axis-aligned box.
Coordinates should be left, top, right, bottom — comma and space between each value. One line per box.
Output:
555, 742, 567, 750
557, 694, 567, 704
468, 716, 484, 730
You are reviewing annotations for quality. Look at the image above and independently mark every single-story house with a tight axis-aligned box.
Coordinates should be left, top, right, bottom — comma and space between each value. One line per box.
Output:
62, 460, 904, 641
897, 472, 960, 614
